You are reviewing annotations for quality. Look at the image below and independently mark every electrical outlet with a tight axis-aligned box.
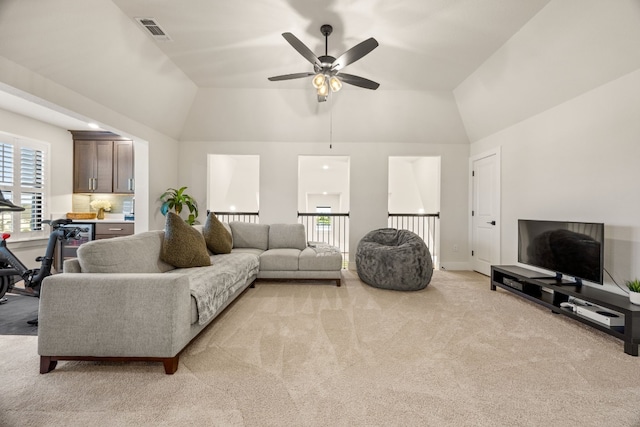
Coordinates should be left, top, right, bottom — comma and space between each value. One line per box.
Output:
452, 244, 459, 252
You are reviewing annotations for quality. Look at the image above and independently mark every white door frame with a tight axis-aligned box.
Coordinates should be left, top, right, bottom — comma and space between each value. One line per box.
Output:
469, 147, 501, 275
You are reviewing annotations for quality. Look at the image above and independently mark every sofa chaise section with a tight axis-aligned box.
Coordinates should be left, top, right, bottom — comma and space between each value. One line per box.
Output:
229, 222, 343, 286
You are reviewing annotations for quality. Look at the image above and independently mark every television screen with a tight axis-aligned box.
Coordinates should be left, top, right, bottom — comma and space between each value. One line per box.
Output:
518, 220, 604, 285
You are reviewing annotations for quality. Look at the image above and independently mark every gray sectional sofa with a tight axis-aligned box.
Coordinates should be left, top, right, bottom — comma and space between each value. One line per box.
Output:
230, 222, 342, 284
38, 222, 342, 374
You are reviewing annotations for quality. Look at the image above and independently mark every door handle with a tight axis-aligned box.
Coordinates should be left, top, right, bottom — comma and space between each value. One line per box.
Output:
487, 221, 496, 225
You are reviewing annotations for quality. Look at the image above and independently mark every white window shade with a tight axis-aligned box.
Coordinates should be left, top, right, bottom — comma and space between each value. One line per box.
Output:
0, 137, 48, 238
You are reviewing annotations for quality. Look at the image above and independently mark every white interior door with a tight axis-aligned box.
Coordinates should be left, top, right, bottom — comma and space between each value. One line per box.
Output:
471, 149, 501, 275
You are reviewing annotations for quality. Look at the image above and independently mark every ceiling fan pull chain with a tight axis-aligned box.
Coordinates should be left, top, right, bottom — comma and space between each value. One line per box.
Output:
329, 108, 333, 149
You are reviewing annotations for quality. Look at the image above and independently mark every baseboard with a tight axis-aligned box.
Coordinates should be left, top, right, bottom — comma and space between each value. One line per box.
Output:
349, 262, 471, 272
439, 262, 472, 271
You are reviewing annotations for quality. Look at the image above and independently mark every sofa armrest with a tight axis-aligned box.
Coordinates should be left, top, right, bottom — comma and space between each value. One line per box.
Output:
62, 258, 81, 273
38, 273, 192, 358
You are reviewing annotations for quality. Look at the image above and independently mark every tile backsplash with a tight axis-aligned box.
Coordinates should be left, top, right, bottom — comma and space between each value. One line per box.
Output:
72, 194, 134, 214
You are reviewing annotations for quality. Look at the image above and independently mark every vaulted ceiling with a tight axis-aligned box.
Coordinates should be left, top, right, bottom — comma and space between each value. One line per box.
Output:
0, 0, 552, 137
110, 0, 551, 90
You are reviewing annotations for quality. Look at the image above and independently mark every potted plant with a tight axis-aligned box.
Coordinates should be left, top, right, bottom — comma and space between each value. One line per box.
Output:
626, 279, 640, 305
159, 186, 199, 225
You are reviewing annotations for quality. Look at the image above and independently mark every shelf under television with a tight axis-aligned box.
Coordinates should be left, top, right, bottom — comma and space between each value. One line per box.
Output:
491, 265, 640, 356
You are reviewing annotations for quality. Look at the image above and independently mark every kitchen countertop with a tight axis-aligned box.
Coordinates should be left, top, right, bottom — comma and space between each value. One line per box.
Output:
59, 214, 133, 224
69, 219, 135, 224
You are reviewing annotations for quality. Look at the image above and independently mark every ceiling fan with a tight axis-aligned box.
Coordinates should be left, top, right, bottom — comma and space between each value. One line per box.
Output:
268, 24, 380, 102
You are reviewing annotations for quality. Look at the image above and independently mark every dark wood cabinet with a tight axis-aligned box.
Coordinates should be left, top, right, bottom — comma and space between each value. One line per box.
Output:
113, 140, 134, 194
71, 131, 134, 194
94, 222, 134, 240
73, 140, 113, 193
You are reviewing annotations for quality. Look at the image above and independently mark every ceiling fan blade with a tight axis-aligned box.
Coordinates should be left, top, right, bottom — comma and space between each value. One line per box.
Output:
282, 33, 321, 68
338, 73, 380, 90
268, 72, 314, 81
331, 38, 378, 71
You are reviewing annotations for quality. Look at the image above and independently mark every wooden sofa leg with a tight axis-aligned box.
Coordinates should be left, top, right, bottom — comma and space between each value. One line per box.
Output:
40, 356, 57, 374
336, 279, 341, 287
163, 356, 179, 374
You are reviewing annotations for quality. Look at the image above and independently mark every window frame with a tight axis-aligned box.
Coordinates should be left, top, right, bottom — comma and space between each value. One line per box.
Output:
0, 132, 49, 241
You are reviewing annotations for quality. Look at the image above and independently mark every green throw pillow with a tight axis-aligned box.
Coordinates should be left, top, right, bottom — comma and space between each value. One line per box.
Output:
160, 212, 211, 268
203, 212, 232, 254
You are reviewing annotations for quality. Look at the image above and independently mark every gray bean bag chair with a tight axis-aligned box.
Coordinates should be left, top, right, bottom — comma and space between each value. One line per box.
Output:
356, 228, 433, 291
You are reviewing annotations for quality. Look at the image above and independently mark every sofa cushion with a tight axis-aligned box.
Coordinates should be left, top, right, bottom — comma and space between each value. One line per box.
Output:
231, 247, 264, 257
268, 223, 306, 250
299, 246, 343, 271
78, 230, 175, 274
160, 212, 211, 268
230, 222, 269, 250
171, 252, 259, 325
203, 213, 232, 254
260, 248, 300, 271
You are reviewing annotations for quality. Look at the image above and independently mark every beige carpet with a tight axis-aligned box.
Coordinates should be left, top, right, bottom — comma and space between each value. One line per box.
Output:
1, 270, 640, 427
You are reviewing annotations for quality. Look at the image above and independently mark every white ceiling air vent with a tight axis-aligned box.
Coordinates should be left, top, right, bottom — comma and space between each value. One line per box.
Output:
135, 17, 172, 42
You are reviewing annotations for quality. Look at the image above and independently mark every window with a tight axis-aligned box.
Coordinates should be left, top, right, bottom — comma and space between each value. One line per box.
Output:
207, 154, 259, 214
0, 134, 47, 240
316, 206, 331, 230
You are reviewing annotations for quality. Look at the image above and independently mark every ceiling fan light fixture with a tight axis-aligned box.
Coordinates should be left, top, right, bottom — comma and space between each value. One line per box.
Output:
329, 76, 342, 92
268, 24, 379, 103
317, 80, 329, 97
312, 73, 326, 89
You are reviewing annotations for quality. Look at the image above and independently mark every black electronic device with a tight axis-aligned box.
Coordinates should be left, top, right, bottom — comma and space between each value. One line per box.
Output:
502, 277, 542, 296
518, 219, 604, 285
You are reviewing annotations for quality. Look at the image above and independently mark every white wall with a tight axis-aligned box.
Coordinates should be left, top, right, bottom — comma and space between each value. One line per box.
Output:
469, 70, 640, 293
298, 156, 350, 213
180, 140, 470, 269
389, 158, 424, 213
306, 194, 341, 214
180, 84, 471, 268
0, 4, 473, 262
0, 108, 74, 267
456, 0, 640, 292
0, 59, 182, 232
180, 88, 469, 144
208, 155, 259, 212
0, 0, 198, 140
388, 157, 440, 214
455, 0, 640, 142
0, 109, 74, 217
0, 0, 199, 232
415, 157, 441, 214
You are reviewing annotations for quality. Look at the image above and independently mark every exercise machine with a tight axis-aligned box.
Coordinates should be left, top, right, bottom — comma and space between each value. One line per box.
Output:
0, 192, 86, 325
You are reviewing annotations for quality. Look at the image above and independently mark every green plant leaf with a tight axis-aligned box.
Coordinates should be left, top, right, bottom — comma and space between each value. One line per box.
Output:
627, 279, 640, 293
159, 186, 199, 223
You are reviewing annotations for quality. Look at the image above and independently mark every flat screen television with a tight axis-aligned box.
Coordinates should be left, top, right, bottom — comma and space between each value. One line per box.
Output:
518, 219, 604, 285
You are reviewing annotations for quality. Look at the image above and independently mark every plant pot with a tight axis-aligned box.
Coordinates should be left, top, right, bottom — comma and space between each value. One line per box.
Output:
630, 291, 640, 305
97, 208, 105, 220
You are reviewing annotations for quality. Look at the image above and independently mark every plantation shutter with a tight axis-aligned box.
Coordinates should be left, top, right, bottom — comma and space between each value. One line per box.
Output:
0, 143, 15, 232
20, 146, 45, 232
0, 137, 48, 238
